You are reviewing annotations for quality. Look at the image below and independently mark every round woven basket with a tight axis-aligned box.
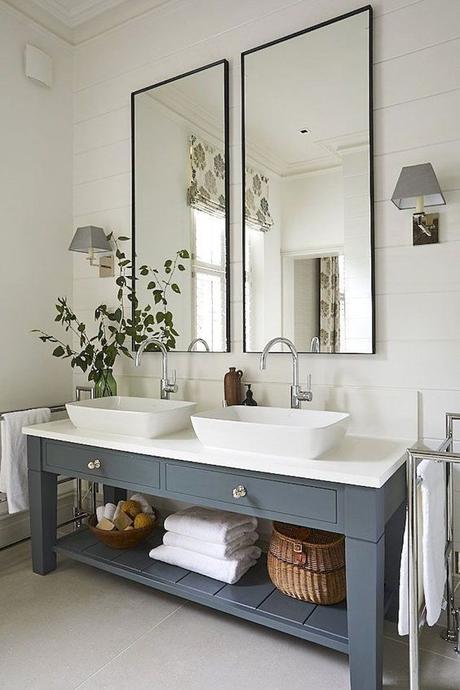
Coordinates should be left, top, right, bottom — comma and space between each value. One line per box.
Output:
88, 513, 156, 549
267, 522, 346, 605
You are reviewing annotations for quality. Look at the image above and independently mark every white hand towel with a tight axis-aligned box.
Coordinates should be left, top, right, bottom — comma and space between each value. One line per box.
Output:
149, 544, 261, 584
163, 507, 258, 544
0, 408, 51, 514
398, 459, 446, 635
163, 530, 259, 559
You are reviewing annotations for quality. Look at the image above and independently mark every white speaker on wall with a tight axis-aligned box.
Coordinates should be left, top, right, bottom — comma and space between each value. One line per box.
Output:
24, 44, 53, 88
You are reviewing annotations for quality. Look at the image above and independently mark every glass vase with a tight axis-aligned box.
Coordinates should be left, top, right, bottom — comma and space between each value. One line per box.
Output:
94, 369, 117, 398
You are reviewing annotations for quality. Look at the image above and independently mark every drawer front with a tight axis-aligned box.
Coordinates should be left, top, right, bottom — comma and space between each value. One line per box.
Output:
44, 441, 160, 489
165, 463, 337, 524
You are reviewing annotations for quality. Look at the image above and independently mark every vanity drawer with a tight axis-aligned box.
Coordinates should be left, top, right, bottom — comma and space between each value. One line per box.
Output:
165, 463, 337, 524
43, 441, 160, 489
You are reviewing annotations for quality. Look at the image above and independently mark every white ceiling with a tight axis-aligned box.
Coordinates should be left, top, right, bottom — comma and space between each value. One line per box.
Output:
244, 11, 370, 176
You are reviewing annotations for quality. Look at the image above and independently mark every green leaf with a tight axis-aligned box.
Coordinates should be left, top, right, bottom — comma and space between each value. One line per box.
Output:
179, 249, 190, 259
52, 346, 65, 357
147, 281, 156, 290
118, 236, 130, 241
178, 264, 186, 271
171, 283, 180, 294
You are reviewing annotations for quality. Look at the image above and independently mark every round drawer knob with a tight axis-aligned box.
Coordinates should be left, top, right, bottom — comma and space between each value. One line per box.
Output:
87, 459, 101, 470
232, 485, 247, 499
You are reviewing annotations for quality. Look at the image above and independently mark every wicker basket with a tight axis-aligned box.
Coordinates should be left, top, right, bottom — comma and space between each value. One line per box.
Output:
267, 522, 346, 605
88, 513, 156, 549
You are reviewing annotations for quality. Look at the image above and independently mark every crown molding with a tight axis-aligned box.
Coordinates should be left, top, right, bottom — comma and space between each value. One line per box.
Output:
1, 0, 74, 47
3, 0, 178, 45
32, 0, 127, 28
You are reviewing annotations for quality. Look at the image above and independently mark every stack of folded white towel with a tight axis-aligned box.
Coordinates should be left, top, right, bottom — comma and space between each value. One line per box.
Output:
149, 506, 261, 584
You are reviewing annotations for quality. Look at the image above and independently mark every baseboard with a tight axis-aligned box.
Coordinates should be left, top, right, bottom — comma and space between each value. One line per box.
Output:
0, 490, 75, 549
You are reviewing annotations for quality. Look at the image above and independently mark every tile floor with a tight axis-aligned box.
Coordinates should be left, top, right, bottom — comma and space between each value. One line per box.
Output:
1, 541, 459, 690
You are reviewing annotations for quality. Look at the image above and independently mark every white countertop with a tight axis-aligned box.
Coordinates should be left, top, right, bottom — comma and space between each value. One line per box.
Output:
23, 419, 412, 489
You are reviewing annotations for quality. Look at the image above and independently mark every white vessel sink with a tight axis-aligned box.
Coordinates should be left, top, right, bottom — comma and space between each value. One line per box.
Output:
191, 406, 350, 459
66, 396, 196, 438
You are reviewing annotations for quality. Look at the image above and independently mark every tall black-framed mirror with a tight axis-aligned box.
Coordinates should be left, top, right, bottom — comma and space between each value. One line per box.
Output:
242, 7, 374, 354
132, 59, 230, 353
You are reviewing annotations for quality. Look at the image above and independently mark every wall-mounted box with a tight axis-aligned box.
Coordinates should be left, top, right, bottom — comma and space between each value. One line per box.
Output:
24, 44, 53, 88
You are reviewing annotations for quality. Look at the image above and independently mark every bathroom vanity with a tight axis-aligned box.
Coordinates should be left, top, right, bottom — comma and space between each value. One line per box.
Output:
24, 420, 408, 690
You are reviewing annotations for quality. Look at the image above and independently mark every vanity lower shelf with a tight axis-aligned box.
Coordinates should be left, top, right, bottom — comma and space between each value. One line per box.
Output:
55, 528, 354, 654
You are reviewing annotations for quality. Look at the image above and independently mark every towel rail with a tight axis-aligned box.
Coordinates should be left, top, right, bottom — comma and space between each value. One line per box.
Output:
0, 403, 68, 505
0, 396, 94, 552
407, 412, 460, 690
0, 403, 67, 420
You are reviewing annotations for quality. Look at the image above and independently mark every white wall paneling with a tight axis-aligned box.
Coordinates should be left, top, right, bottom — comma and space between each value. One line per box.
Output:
70, 0, 460, 448
0, 4, 74, 412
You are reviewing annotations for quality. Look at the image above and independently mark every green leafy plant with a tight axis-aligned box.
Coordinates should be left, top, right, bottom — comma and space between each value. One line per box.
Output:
33, 236, 190, 385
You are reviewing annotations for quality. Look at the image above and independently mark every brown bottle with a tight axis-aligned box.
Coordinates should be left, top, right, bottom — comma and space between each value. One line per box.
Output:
224, 367, 243, 406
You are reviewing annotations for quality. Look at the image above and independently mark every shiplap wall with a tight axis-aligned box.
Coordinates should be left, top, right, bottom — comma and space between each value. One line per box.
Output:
72, 0, 460, 544
0, 2, 74, 412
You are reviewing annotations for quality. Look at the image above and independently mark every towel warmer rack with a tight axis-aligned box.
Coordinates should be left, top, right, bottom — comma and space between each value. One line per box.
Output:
0, 389, 97, 552
407, 412, 460, 690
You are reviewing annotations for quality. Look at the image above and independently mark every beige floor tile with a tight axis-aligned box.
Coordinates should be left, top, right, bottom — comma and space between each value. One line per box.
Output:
2, 546, 460, 690
383, 637, 460, 690
78, 602, 351, 690
385, 619, 460, 662
0, 544, 183, 690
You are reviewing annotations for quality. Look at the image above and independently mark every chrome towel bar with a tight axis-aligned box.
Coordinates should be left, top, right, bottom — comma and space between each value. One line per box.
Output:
407, 412, 460, 690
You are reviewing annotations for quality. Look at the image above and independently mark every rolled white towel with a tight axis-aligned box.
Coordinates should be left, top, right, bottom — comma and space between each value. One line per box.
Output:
149, 544, 261, 584
164, 507, 257, 544
113, 500, 124, 521
163, 530, 259, 559
103, 502, 116, 521
96, 505, 105, 522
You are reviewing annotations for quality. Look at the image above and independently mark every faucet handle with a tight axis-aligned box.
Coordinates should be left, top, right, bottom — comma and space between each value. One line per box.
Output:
165, 369, 178, 393
297, 374, 313, 402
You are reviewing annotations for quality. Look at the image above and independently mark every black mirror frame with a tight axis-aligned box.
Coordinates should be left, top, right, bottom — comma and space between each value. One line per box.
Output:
240, 6, 375, 355
131, 59, 231, 353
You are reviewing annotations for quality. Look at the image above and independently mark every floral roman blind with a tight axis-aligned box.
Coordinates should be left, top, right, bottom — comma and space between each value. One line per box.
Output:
187, 134, 226, 218
319, 256, 341, 353
245, 166, 274, 232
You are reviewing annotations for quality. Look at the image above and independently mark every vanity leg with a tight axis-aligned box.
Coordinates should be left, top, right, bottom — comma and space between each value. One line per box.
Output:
346, 534, 385, 690
28, 469, 57, 575
103, 485, 127, 505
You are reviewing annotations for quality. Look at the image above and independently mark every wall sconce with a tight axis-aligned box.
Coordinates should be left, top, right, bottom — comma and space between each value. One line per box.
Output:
69, 226, 114, 277
391, 163, 446, 246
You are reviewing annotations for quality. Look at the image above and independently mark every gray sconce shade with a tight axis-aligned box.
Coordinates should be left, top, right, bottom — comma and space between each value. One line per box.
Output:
69, 226, 112, 254
391, 163, 446, 209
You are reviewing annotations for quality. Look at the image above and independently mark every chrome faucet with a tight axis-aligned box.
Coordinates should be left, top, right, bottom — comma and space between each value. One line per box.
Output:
260, 337, 312, 409
135, 337, 177, 400
187, 338, 210, 352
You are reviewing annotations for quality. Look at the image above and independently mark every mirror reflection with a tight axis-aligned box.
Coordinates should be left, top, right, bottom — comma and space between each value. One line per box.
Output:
243, 9, 373, 353
133, 61, 229, 352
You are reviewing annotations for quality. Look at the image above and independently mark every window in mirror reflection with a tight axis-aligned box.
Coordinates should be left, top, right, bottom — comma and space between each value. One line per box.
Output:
192, 209, 226, 351
132, 61, 229, 352
242, 8, 373, 354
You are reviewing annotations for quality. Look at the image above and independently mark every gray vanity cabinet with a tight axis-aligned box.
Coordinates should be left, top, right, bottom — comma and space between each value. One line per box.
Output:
27, 436, 405, 690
